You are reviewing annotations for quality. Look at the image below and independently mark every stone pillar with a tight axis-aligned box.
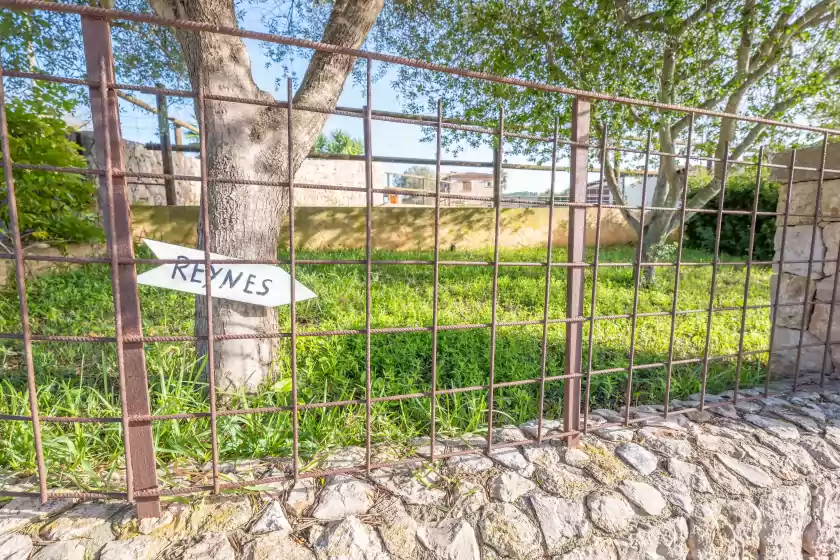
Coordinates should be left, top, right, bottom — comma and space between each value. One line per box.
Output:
770, 143, 840, 377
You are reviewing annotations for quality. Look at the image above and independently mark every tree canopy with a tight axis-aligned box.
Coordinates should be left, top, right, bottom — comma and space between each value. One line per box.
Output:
0, 83, 101, 251
1, 1, 187, 100
315, 129, 364, 155
367, 0, 840, 260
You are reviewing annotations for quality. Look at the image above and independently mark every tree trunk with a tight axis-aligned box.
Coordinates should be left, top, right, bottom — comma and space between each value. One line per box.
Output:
148, 0, 383, 392
638, 208, 676, 285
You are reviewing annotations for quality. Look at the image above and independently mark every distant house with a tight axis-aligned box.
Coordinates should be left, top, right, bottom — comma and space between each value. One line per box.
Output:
435, 172, 495, 207
444, 172, 495, 196
557, 181, 613, 205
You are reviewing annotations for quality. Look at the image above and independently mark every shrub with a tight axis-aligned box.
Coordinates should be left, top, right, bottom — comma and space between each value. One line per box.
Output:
1, 84, 102, 251
685, 171, 779, 260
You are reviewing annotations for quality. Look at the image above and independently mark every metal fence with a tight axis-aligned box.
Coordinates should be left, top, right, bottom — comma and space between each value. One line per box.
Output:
1, 0, 840, 520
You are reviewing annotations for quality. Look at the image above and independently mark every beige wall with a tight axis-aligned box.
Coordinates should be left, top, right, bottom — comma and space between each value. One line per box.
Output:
0, 207, 638, 287
130, 206, 638, 250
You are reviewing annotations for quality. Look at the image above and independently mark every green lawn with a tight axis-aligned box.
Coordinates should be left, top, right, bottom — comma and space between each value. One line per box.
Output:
0, 244, 772, 490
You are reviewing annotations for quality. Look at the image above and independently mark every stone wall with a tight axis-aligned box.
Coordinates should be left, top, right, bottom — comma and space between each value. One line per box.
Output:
770, 148, 840, 377
2, 387, 839, 560
75, 131, 202, 206
294, 159, 375, 207
76, 131, 374, 207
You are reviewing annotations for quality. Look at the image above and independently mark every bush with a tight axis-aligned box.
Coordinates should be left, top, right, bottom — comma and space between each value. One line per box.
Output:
685, 171, 779, 260
1, 84, 102, 251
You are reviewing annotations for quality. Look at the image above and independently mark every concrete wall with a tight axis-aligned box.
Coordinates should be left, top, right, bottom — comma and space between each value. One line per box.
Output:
769, 165, 840, 377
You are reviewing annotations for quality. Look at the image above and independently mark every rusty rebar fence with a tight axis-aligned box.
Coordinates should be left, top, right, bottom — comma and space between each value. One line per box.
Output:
1, 0, 840, 519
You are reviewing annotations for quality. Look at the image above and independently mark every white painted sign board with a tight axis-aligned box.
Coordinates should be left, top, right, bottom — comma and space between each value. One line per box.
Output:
137, 239, 316, 307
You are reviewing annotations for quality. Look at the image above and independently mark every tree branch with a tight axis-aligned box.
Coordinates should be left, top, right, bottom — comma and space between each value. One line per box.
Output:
730, 99, 798, 160
674, 0, 833, 138
616, 0, 726, 36
677, 0, 727, 35
737, 0, 756, 77
614, 0, 670, 34
750, 0, 832, 70
683, 177, 722, 221
731, 65, 840, 160
603, 147, 642, 234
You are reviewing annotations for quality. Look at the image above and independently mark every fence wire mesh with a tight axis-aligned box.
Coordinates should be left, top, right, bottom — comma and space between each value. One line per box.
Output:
1, 0, 839, 518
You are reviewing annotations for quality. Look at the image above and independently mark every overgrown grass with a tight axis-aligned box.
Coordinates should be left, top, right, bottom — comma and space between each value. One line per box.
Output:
0, 244, 771, 489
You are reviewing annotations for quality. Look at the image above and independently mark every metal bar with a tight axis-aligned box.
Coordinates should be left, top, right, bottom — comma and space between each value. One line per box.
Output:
363, 58, 374, 473
0, 350, 825, 425
155, 84, 176, 205
2, 252, 839, 270
7, 66, 840, 145
793, 133, 829, 391
6, 152, 840, 216
624, 130, 653, 424
0, 57, 49, 504
820, 226, 840, 390
582, 122, 608, 433
116, 89, 199, 133
564, 97, 590, 448
139, 145, 690, 176
0, 302, 804, 346
81, 15, 160, 518
0, 301, 813, 345
699, 141, 731, 410
765, 150, 797, 395
287, 78, 301, 481
0, 490, 127, 500
429, 100, 443, 461
97, 58, 135, 503
486, 106, 504, 454
196, 72, 220, 496
662, 114, 694, 417
3, 0, 839, 136
537, 117, 559, 443
732, 147, 765, 404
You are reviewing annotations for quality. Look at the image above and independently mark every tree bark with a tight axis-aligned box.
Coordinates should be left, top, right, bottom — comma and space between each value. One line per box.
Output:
147, 0, 383, 392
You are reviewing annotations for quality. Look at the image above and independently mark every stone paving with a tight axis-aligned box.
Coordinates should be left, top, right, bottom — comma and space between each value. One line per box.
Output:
2, 385, 840, 559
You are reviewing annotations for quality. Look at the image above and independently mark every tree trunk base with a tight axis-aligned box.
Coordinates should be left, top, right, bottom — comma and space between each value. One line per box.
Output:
196, 297, 278, 394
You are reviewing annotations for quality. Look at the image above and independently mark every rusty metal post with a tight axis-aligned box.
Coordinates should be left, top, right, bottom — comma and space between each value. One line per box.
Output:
0, 57, 49, 505
156, 84, 176, 205
564, 97, 590, 448
173, 124, 184, 170
81, 15, 160, 518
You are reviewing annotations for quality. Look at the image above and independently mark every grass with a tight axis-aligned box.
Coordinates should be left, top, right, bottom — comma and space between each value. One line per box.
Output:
0, 243, 771, 490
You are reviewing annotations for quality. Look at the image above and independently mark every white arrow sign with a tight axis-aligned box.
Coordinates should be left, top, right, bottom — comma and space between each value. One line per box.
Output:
137, 239, 316, 307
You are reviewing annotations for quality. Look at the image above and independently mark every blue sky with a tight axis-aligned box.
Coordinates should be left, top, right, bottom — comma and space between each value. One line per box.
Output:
113, 8, 594, 193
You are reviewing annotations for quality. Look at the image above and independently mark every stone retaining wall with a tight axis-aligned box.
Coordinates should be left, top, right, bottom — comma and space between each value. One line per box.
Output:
75, 131, 374, 207
2, 387, 839, 559
770, 145, 840, 378
74, 131, 202, 206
